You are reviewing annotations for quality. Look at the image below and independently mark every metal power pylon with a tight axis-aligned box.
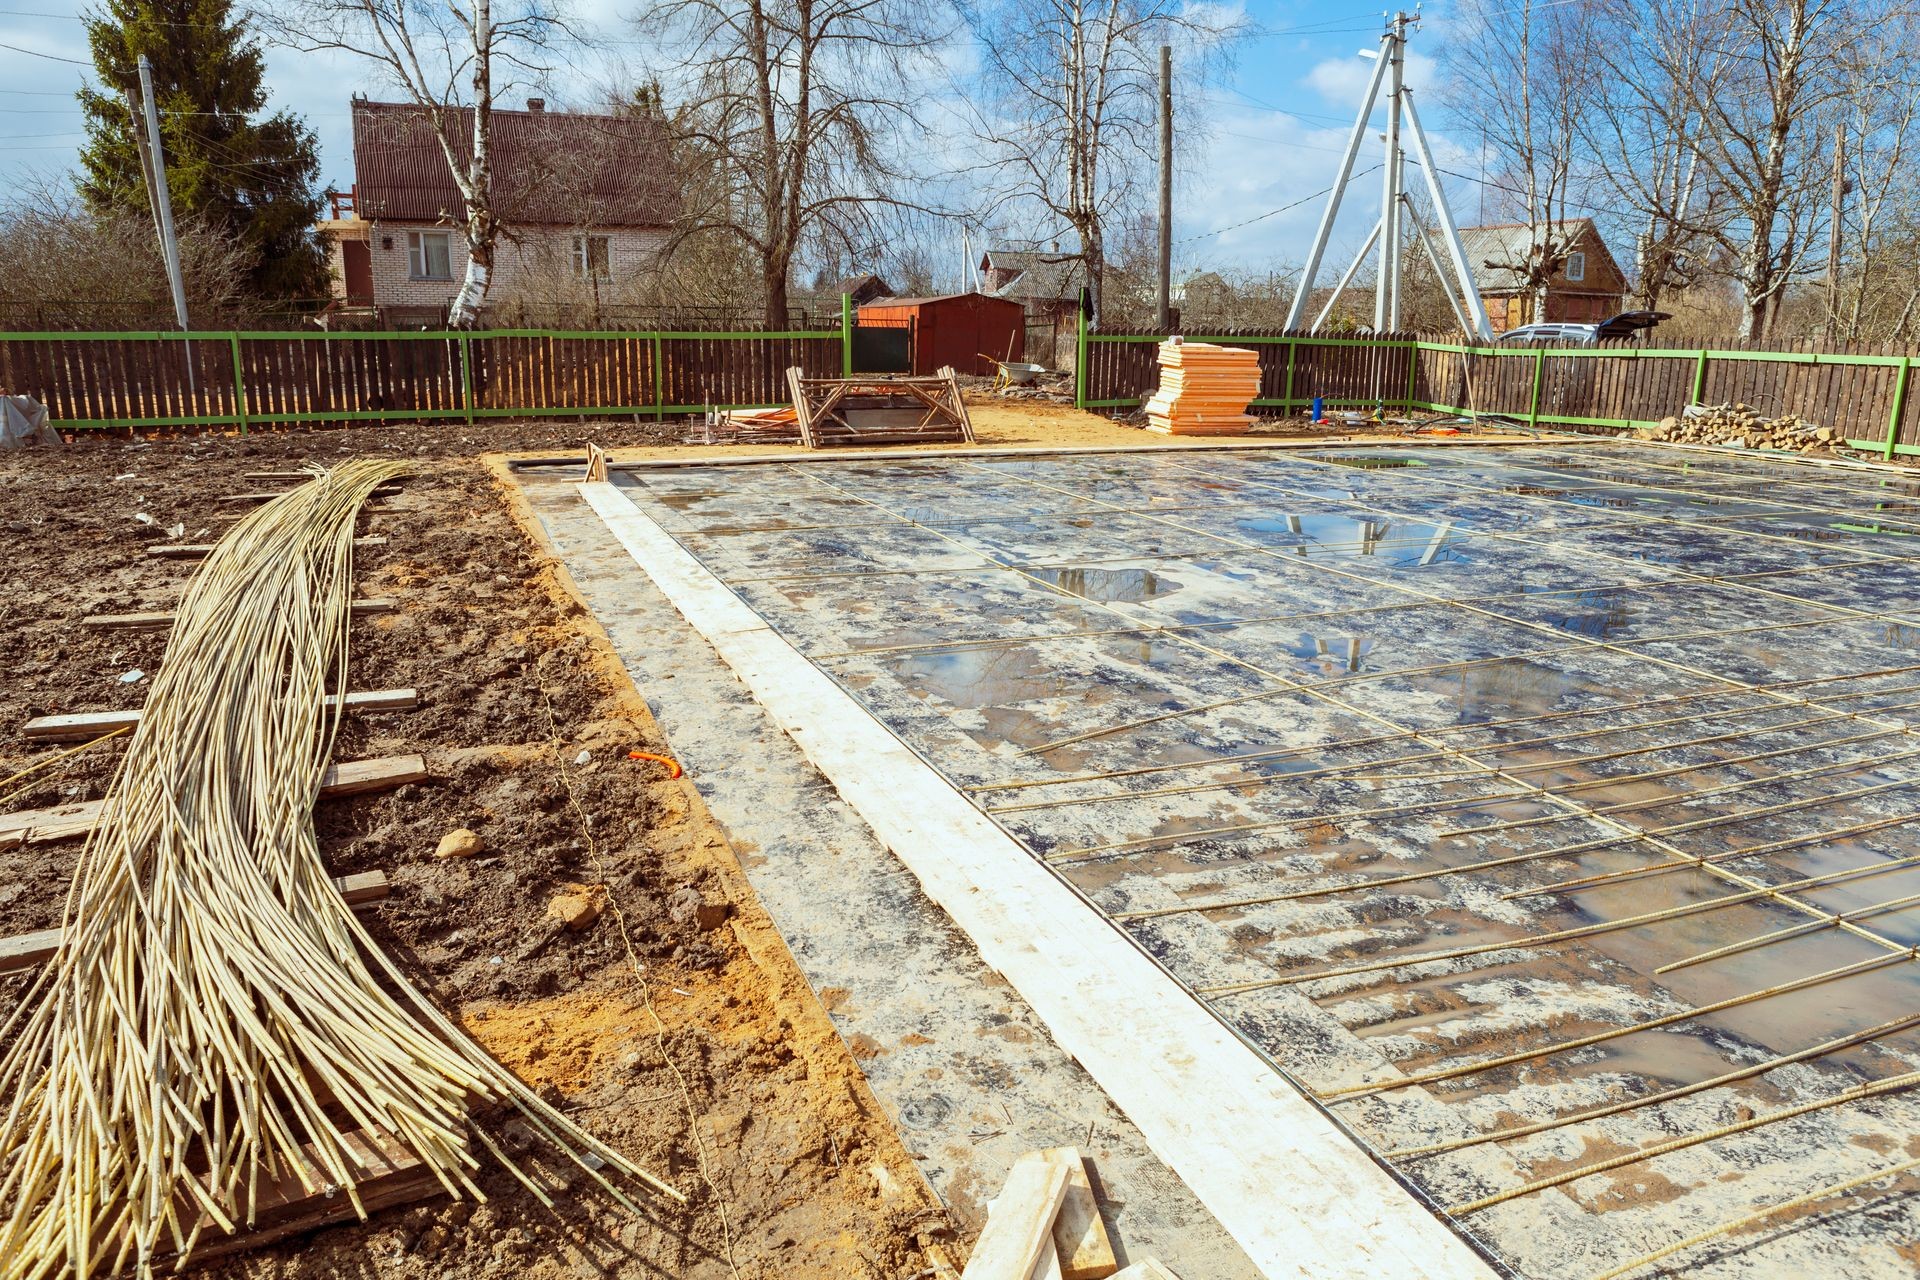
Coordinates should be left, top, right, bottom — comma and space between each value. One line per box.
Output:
1282, 11, 1492, 339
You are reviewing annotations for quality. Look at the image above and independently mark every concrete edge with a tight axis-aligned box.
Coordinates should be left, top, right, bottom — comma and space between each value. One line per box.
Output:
575, 478, 1504, 1280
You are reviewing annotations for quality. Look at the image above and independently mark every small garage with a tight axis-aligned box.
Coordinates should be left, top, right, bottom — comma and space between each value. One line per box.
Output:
855, 292, 1026, 376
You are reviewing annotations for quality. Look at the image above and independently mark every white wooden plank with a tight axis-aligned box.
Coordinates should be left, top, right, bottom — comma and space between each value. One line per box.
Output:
962, 1154, 1070, 1280
578, 480, 1499, 1280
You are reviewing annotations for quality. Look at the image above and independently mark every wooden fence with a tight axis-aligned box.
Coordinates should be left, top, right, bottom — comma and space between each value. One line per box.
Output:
0, 327, 847, 430
1080, 324, 1920, 459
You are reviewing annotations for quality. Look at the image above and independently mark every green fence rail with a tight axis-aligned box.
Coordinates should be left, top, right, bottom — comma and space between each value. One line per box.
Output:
1077, 314, 1920, 462
0, 309, 854, 432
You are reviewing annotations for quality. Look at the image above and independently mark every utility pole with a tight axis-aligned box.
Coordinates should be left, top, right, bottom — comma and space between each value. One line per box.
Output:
1374, 11, 1407, 332
1156, 44, 1173, 331
1826, 119, 1846, 342
137, 55, 191, 333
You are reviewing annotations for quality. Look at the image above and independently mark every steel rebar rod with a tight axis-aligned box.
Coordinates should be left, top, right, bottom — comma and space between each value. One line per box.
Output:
1389, 1011, 1920, 1160
1201, 849, 1920, 996
1317, 952, 1907, 1102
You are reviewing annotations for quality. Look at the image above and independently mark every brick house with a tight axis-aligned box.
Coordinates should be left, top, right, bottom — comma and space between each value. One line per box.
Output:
1457, 218, 1629, 332
319, 98, 676, 325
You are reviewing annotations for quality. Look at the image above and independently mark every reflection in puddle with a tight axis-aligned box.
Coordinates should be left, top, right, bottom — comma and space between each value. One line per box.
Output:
1234, 513, 1469, 569
1026, 565, 1182, 602
1303, 454, 1429, 470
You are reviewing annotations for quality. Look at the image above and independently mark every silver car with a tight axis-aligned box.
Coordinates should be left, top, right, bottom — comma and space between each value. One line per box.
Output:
1495, 310, 1671, 347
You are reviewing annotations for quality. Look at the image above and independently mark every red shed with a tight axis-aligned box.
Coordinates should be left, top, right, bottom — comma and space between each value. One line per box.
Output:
857, 292, 1025, 376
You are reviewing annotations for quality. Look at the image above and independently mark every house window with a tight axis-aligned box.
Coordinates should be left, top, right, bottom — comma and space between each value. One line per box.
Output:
1565, 251, 1586, 283
572, 234, 610, 278
407, 230, 452, 281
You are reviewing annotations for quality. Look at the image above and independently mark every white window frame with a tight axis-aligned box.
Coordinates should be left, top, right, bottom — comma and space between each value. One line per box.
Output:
1565, 251, 1586, 283
572, 233, 611, 279
407, 230, 453, 281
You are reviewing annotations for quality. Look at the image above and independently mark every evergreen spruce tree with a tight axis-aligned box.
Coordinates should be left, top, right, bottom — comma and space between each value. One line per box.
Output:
79, 0, 329, 304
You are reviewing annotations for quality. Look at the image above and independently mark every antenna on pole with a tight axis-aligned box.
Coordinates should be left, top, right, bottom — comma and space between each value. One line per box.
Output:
1282, 12, 1491, 339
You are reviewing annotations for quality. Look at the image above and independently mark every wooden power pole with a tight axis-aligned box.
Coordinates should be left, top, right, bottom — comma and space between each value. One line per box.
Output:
1826, 120, 1846, 342
1156, 44, 1173, 331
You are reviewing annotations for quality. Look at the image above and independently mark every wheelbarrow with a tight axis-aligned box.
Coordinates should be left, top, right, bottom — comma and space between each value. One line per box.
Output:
983, 356, 1050, 392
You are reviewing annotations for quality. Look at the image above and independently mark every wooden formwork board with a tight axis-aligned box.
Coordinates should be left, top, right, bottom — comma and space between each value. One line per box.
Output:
786, 366, 975, 448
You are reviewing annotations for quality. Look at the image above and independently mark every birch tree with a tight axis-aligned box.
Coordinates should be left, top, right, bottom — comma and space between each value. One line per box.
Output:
271, 0, 566, 325
1575, 0, 1725, 310
962, 0, 1242, 321
1439, 0, 1587, 322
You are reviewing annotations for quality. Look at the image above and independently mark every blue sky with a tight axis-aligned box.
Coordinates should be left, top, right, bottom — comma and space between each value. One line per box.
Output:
0, 0, 1494, 282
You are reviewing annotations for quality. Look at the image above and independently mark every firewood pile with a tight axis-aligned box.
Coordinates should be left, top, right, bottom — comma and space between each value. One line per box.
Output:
1642, 402, 1846, 453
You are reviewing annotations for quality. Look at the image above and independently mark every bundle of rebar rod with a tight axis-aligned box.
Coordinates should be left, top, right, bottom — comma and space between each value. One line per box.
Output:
0, 461, 678, 1278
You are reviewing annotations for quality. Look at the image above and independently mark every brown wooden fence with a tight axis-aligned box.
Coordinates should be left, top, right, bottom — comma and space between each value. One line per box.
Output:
0, 327, 845, 430
1078, 328, 1419, 412
1081, 325, 1920, 458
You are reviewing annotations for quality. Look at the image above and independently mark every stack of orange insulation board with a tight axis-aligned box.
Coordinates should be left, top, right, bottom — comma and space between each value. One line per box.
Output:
1142, 339, 1261, 435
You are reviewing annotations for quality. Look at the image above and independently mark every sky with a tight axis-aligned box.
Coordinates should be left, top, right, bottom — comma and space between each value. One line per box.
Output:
0, 0, 1498, 285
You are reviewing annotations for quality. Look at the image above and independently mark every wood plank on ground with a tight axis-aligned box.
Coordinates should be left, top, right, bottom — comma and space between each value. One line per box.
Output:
84, 598, 396, 630
0, 754, 429, 847
1109, 1263, 1179, 1280
172, 1127, 447, 1265
960, 1154, 1070, 1280
1033, 1149, 1117, 1280
219, 486, 403, 504
0, 870, 390, 973
148, 535, 388, 559
24, 688, 419, 742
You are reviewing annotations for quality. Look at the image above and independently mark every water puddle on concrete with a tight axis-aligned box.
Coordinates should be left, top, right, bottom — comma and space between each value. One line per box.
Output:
1302, 454, 1430, 470
1024, 565, 1184, 603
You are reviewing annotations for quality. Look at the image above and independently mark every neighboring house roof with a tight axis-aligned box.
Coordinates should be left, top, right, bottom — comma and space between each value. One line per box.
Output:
350, 100, 676, 227
1457, 218, 1624, 295
980, 249, 1088, 302
862, 292, 1023, 308
831, 273, 893, 302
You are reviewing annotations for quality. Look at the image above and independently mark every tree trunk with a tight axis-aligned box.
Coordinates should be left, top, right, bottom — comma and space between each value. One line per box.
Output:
763, 261, 790, 328
449, 0, 495, 327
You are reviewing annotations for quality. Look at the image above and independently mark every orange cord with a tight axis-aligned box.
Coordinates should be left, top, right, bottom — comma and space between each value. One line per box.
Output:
627, 750, 684, 779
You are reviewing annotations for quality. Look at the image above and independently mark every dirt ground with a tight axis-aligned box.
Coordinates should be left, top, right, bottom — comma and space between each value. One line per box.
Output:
0, 419, 954, 1279
557, 393, 1539, 465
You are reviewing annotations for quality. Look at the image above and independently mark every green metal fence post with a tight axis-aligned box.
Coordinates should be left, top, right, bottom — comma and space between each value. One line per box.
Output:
841, 292, 853, 378
1528, 349, 1546, 430
1887, 357, 1912, 460
652, 334, 665, 419
459, 334, 474, 429
1075, 307, 1088, 408
228, 332, 248, 434
1691, 349, 1709, 405
1282, 338, 1297, 411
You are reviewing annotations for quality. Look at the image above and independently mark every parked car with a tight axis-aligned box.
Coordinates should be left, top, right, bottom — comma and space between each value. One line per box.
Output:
1495, 310, 1672, 346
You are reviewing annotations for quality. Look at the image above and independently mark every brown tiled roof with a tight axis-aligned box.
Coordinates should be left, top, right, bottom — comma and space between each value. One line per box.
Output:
350, 100, 676, 227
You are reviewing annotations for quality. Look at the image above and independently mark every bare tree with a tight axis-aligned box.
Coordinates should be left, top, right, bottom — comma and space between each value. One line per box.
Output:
271, 0, 566, 325
1575, 0, 1726, 309
641, 0, 948, 326
1439, 0, 1586, 323
961, 0, 1242, 321
1672, 0, 1889, 338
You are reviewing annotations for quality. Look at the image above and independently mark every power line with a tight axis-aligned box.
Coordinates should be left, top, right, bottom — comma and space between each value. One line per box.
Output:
1180, 163, 1382, 245
0, 39, 90, 64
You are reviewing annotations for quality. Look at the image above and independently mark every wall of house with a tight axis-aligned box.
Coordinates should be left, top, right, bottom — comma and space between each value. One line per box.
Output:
362, 223, 670, 315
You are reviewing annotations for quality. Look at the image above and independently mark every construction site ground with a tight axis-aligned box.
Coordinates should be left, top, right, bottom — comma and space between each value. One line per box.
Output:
0, 419, 957, 1280
8, 398, 1894, 1280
